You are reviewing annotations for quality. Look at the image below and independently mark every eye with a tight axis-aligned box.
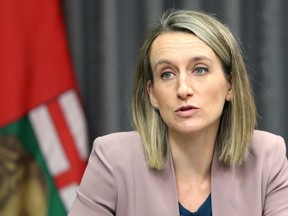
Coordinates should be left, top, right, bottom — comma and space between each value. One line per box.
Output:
161, 71, 174, 79
194, 67, 208, 75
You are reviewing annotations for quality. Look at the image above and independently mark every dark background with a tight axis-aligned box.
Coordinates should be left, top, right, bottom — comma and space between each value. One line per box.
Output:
62, 0, 288, 153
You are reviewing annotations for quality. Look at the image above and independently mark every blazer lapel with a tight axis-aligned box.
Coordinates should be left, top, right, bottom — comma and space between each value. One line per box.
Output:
211, 151, 237, 216
166, 147, 181, 216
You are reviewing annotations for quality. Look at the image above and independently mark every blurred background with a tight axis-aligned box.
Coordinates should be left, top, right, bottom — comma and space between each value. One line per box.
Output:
63, 0, 288, 146
0, 0, 287, 215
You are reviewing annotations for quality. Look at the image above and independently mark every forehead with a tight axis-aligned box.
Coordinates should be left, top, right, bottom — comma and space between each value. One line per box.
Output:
150, 32, 216, 62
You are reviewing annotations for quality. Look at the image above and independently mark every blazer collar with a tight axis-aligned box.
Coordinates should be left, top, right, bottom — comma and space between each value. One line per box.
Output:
167, 144, 228, 216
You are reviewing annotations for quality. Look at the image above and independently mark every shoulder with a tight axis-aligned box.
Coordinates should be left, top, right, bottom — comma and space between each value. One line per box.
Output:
250, 131, 288, 214
94, 131, 142, 146
250, 130, 286, 159
246, 130, 287, 185
212, 131, 288, 216
92, 131, 146, 166
94, 131, 143, 151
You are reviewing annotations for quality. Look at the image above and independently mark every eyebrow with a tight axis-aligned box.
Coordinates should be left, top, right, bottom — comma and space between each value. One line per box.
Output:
153, 60, 172, 71
153, 56, 212, 70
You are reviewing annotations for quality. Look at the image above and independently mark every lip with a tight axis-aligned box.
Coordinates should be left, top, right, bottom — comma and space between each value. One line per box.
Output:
175, 105, 199, 117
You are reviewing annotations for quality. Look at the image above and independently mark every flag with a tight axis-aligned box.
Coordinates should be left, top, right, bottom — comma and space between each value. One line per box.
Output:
0, 1, 88, 215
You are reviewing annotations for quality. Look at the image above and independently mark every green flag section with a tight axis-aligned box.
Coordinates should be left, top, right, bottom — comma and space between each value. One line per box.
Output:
0, 117, 66, 215
0, 1, 88, 215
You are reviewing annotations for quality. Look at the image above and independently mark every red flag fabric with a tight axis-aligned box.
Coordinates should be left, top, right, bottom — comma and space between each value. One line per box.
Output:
0, 0, 75, 126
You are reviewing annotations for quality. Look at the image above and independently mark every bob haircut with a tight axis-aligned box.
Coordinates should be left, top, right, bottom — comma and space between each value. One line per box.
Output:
132, 9, 256, 170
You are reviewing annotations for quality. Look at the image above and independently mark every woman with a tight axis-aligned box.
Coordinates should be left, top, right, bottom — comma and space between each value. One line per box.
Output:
68, 9, 288, 216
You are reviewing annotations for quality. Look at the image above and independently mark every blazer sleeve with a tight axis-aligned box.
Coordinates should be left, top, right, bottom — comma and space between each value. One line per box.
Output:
263, 136, 288, 216
68, 137, 117, 216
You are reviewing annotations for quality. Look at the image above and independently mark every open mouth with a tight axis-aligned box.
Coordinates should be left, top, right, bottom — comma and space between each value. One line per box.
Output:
175, 105, 199, 117
179, 106, 193, 111
176, 106, 196, 112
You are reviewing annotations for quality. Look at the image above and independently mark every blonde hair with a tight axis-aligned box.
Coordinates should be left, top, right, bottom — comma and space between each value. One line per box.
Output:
132, 9, 256, 169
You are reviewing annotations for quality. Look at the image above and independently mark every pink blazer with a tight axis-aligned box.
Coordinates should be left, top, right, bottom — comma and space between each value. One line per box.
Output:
68, 130, 288, 216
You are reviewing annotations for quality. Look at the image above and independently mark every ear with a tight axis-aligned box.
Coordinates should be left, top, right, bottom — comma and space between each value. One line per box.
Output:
147, 80, 158, 108
226, 90, 232, 101
225, 76, 233, 101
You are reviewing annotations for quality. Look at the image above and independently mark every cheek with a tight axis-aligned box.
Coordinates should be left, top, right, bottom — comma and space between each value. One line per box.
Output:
154, 93, 169, 108
200, 85, 228, 108
152, 85, 171, 105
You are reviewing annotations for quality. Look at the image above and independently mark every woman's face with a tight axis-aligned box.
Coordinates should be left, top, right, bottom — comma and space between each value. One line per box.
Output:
147, 32, 232, 136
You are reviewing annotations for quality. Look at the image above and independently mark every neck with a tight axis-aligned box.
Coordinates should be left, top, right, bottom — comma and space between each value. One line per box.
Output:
168, 130, 217, 212
169, 130, 216, 179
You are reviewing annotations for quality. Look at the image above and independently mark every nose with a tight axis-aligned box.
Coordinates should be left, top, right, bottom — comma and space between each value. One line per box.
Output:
176, 73, 193, 99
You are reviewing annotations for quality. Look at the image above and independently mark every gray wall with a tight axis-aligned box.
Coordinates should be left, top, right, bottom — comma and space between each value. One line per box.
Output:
62, 0, 288, 153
